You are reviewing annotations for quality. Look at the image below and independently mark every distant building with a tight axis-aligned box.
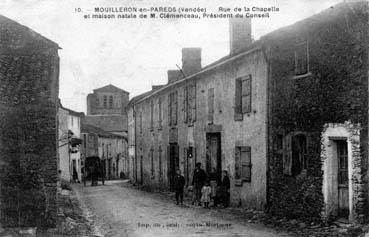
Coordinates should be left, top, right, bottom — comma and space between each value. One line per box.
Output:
58, 101, 84, 182
87, 84, 129, 115
84, 84, 129, 137
81, 124, 128, 180
0, 15, 60, 228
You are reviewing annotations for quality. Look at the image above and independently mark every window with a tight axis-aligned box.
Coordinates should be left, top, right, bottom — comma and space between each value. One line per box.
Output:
168, 91, 178, 126
150, 147, 154, 178
95, 97, 99, 107
235, 146, 251, 182
150, 100, 154, 130
158, 146, 162, 181
103, 95, 107, 108
158, 97, 162, 128
184, 84, 196, 125
295, 40, 309, 75
109, 95, 113, 108
207, 88, 214, 123
83, 134, 87, 149
139, 112, 142, 134
283, 133, 309, 176
235, 75, 252, 120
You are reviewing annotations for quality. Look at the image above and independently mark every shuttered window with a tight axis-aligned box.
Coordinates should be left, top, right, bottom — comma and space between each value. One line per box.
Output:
283, 132, 309, 176
168, 94, 172, 126
103, 95, 107, 108
295, 40, 309, 75
208, 88, 214, 123
158, 97, 162, 128
184, 83, 196, 125
109, 96, 113, 108
158, 146, 163, 181
241, 76, 251, 113
183, 86, 188, 123
235, 146, 252, 182
234, 75, 252, 121
168, 91, 178, 126
150, 100, 154, 130
150, 147, 154, 178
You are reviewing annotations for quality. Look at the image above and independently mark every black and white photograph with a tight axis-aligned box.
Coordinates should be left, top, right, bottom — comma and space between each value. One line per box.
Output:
0, 0, 368, 236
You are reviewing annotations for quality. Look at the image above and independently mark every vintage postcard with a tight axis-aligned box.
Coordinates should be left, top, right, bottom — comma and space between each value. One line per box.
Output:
0, 0, 368, 236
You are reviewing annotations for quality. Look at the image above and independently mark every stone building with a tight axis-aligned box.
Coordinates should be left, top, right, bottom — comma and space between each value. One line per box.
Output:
84, 84, 129, 137
264, 1, 369, 223
58, 101, 84, 182
81, 124, 128, 180
127, 1, 369, 223
0, 16, 60, 227
128, 18, 270, 209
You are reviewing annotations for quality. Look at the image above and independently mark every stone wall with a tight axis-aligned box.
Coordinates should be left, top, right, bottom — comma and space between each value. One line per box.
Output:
266, 2, 368, 222
0, 16, 59, 228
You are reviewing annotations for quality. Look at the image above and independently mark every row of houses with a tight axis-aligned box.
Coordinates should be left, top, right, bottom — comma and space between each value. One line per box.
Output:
57, 97, 129, 183
126, 1, 369, 224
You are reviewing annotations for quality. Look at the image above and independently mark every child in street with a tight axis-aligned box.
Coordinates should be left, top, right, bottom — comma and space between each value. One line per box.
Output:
201, 181, 211, 208
173, 169, 185, 206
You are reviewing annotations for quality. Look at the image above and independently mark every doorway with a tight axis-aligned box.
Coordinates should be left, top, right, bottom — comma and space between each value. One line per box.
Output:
168, 143, 179, 191
140, 155, 143, 184
336, 140, 349, 218
206, 133, 222, 180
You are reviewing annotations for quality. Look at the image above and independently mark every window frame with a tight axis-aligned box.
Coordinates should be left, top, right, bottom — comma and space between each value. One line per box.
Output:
234, 74, 252, 121
294, 40, 309, 76
235, 146, 252, 185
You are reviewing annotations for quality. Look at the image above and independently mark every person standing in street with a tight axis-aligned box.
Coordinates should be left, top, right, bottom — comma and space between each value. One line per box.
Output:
201, 181, 212, 208
173, 169, 185, 206
217, 170, 230, 208
191, 162, 207, 206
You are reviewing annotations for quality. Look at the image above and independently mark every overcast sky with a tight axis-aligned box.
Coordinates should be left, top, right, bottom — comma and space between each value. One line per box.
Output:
1, 0, 342, 113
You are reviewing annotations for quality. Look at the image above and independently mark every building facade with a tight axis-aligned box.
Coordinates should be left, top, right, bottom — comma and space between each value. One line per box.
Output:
81, 124, 128, 180
265, 1, 369, 223
84, 84, 129, 137
0, 15, 60, 227
87, 84, 129, 116
128, 18, 270, 209
58, 101, 84, 182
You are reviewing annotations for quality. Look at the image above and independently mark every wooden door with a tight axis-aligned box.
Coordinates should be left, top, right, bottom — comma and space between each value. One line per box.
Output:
206, 133, 221, 178
168, 144, 179, 191
337, 140, 349, 218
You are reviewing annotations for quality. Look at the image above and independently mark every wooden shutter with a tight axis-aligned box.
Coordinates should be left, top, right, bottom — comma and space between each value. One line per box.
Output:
235, 147, 241, 179
150, 100, 154, 129
158, 97, 162, 127
168, 94, 172, 126
167, 145, 171, 180
241, 146, 251, 182
174, 91, 178, 125
183, 87, 188, 123
283, 134, 293, 175
192, 83, 196, 122
241, 76, 252, 113
208, 88, 214, 123
234, 78, 243, 121
184, 147, 188, 185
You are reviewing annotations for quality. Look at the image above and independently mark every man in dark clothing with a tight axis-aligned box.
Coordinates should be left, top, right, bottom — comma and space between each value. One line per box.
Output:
216, 170, 230, 207
191, 162, 207, 206
173, 169, 185, 205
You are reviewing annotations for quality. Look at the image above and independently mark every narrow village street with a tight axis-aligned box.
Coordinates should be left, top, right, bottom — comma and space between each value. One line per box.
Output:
73, 180, 290, 237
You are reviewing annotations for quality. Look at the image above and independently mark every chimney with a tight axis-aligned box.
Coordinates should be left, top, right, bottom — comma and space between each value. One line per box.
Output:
182, 48, 201, 76
167, 70, 183, 84
229, 18, 252, 55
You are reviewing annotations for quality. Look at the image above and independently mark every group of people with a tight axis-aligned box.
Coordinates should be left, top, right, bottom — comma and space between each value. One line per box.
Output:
173, 162, 230, 208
